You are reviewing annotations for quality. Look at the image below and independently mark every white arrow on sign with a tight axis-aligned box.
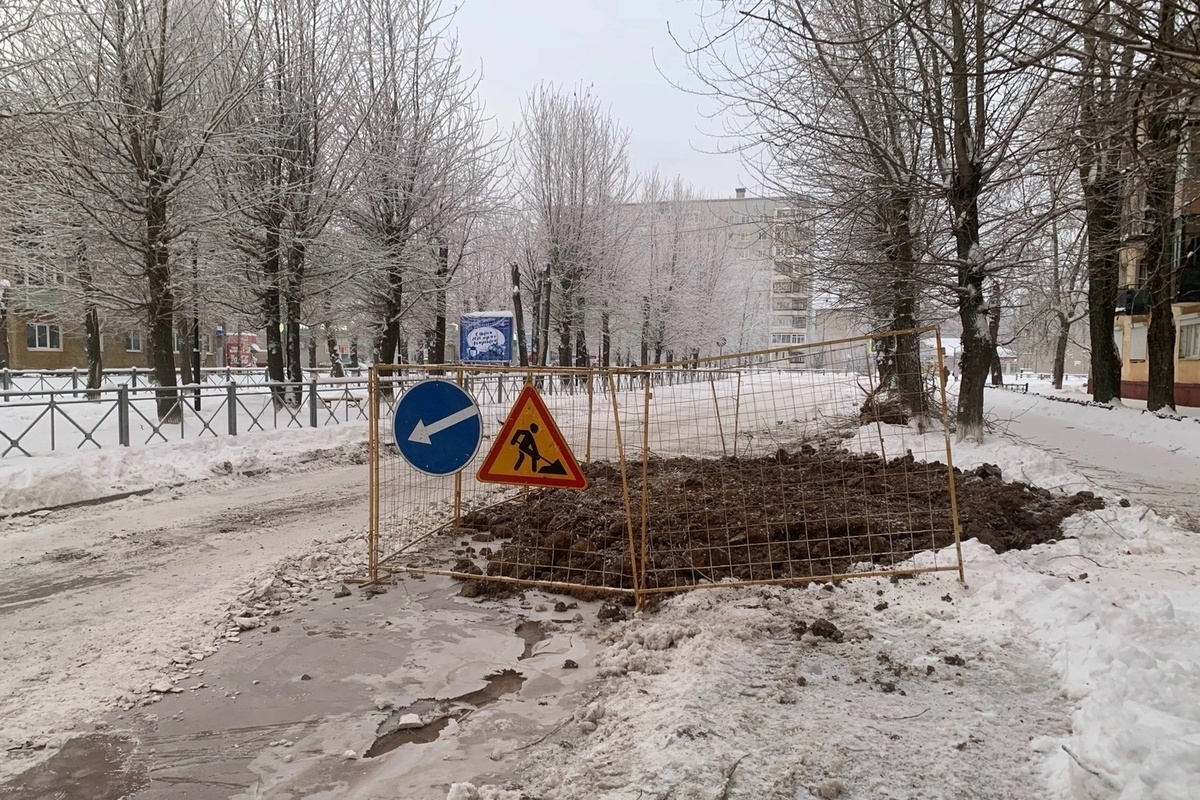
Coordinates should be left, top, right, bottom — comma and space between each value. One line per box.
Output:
408, 405, 480, 445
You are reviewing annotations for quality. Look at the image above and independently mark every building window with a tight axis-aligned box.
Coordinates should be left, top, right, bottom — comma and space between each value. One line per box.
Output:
1129, 323, 1148, 361
772, 315, 808, 329
125, 331, 142, 352
26, 323, 62, 351
1181, 320, 1200, 359
771, 333, 807, 345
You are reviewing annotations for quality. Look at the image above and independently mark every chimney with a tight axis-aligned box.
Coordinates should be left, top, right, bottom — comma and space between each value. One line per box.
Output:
735, 187, 746, 199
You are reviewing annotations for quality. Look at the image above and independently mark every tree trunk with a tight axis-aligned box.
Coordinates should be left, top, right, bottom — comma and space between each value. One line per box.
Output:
326, 324, 344, 377
948, 0, 991, 441
147, 194, 179, 422
538, 264, 552, 366
1079, 6, 1126, 404
881, 193, 928, 426
640, 296, 651, 366
432, 243, 449, 369
308, 332, 317, 370
349, 338, 359, 369
574, 293, 588, 368
1143, 20, 1180, 412
1084, 187, 1123, 402
557, 270, 573, 369
76, 241, 103, 400
177, 321, 193, 389
988, 282, 1003, 386
511, 262, 529, 367
529, 267, 542, 366
262, 226, 285, 405
0, 296, 9, 371
600, 308, 611, 367
285, 240, 305, 402
1052, 312, 1070, 390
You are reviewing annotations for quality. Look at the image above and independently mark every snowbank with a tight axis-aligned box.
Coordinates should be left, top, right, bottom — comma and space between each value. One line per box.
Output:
0, 423, 367, 516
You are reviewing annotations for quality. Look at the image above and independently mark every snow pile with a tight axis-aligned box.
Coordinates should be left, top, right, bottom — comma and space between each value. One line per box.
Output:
446, 783, 524, 800
497, 568, 1065, 799
961, 506, 1200, 800
0, 423, 366, 515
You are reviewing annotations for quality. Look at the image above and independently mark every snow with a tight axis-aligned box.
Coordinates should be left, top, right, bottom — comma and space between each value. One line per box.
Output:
3, 378, 1200, 799
0, 422, 367, 516
469, 392, 1200, 800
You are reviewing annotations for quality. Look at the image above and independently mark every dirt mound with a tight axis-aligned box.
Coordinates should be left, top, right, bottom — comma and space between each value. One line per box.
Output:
456, 452, 1103, 597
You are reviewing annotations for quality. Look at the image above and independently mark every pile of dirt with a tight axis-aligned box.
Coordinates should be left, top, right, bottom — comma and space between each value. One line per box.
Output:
456, 451, 1103, 596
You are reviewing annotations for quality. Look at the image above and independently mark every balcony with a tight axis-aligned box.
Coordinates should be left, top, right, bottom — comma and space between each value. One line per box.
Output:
1117, 266, 1200, 314
1116, 285, 1148, 315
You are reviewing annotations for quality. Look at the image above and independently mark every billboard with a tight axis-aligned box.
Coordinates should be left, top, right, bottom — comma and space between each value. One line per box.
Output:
460, 312, 513, 364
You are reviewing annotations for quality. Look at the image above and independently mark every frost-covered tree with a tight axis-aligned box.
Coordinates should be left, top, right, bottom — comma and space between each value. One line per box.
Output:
516, 84, 633, 368
31, 0, 247, 420
345, 0, 501, 368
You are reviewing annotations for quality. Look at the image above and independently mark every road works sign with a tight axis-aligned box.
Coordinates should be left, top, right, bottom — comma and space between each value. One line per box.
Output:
392, 380, 482, 476
476, 384, 587, 490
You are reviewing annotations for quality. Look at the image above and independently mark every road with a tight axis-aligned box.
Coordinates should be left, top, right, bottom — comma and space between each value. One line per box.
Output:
987, 390, 1200, 529
0, 458, 368, 782
1, 387, 1195, 798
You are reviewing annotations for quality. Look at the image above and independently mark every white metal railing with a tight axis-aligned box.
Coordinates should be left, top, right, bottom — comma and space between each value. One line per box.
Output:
0, 365, 725, 457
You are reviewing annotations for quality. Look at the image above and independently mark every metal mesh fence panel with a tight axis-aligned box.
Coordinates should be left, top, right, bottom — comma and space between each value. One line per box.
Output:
368, 327, 963, 601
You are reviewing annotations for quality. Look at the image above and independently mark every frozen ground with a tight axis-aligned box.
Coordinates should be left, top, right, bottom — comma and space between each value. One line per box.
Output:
0, 383, 1197, 799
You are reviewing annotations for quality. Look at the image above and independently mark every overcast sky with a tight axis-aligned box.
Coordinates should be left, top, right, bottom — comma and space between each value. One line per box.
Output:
452, 0, 756, 199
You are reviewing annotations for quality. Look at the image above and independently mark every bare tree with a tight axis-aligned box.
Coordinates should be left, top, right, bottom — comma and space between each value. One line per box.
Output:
516, 84, 633, 369
33, 0, 247, 420
346, 0, 501, 372
623, 172, 740, 364
211, 0, 364, 403
685, 0, 1057, 438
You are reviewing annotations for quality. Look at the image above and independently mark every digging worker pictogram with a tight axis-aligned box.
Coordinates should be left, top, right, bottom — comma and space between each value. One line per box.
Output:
511, 423, 545, 472
509, 422, 568, 476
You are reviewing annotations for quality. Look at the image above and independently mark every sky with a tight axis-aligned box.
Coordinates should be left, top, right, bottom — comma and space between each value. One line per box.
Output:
452, 0, 756, 199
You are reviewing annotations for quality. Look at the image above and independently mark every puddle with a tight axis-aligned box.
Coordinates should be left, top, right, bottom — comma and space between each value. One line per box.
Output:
515, 619, 549, 660
0, 734, 147, 800
365, 670, 526, 758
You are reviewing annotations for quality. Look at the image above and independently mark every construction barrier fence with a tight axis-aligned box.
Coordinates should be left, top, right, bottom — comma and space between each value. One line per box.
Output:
368, 327, 963, 603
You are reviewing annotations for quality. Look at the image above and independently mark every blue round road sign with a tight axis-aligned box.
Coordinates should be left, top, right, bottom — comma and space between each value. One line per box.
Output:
392, 380, 483, 476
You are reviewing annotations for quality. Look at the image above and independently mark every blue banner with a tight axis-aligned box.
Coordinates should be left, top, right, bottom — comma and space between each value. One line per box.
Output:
460, 313, 513, 363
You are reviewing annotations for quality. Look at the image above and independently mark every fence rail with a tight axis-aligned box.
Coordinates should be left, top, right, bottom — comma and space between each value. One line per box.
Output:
0, 365, 730, 458
0, 377, 374, 457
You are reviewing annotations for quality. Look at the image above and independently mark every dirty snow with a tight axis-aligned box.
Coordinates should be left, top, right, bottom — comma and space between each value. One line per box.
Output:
2, 379, 1199, 800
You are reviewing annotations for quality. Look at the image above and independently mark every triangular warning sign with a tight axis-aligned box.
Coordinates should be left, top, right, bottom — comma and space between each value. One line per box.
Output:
477, 384, 588, 490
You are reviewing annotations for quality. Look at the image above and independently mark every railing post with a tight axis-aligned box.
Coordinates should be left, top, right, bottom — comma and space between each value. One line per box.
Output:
130, 366, 138, 388
1, 369, 9, 402
309, 379, 319, 427
117, 384, 130, 447
227, 382, 238, 435
71, 367, 79, 397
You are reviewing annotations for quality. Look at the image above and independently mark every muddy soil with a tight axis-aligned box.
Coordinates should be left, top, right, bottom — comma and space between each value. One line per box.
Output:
457, 450, 1103, 596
